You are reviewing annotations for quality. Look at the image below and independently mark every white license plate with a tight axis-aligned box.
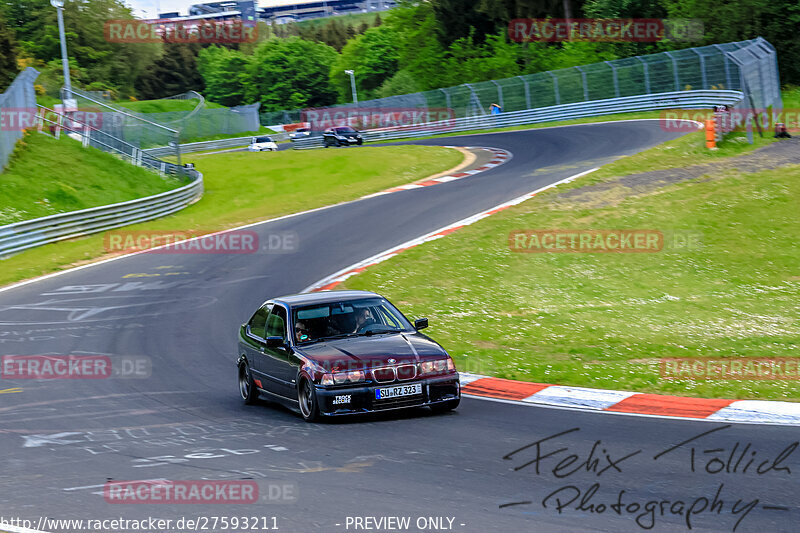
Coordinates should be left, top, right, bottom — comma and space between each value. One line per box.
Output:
375, 383, 422, 400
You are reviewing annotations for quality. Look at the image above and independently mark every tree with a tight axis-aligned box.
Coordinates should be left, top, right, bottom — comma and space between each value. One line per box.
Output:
429, 0, 588, 48
443, 31, 521, 85
375, 70, 421, 98
330, 26, 400, 101
135, 43, 204, 99
662, 0, 800, 84
197, 46, 250, 106
247, 37, 338, 111
0, 0, 160, 97
383, 2, 449, 91
0, 13, 18, 90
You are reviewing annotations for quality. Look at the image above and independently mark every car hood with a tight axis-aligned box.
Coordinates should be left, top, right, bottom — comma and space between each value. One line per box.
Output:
295, 332, 447, 368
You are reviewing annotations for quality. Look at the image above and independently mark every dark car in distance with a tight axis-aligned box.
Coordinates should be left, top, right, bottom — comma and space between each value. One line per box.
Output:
322, 126, 363, 147
237, 290, 460, 421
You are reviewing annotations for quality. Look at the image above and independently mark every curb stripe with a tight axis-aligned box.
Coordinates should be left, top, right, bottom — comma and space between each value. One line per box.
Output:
358, 147, 511, 199
522, 385, 637, 410
462, 377, 550, 400
304, 166, 598, 293
604, 394, 734, 419
459, 372, 800, 425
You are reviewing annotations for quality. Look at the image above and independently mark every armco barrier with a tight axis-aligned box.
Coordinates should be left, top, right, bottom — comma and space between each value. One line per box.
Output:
143, 132, 289, 158
0, 172, 203, 258
291, 89, 744, 149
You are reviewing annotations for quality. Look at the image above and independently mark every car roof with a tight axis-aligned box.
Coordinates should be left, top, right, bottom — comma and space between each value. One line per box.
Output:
270, 290, 381, 307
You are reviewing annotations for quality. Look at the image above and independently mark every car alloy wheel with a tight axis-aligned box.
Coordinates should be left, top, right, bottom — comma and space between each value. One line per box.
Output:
298, 378, 319, 421
239, 362, 257, 404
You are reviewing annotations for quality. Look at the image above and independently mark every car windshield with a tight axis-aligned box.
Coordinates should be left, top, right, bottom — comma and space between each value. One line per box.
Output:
256, 136, 272, 143
292, 297, 413, 344
335, 127, 356, 133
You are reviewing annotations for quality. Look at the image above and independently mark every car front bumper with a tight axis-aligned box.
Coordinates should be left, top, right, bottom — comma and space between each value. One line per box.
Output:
315, 374, 460, 416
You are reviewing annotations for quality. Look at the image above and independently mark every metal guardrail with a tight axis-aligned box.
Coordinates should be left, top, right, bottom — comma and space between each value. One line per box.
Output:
0, 90, 740, 258
144, 132, 290, 158
290, 90, 744, 149
0, 172, 203, 258
36, 105, 195, 178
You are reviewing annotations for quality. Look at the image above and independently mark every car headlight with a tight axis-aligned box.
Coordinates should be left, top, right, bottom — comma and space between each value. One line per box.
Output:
420, 359, 452, 374
322, 370, 365, 385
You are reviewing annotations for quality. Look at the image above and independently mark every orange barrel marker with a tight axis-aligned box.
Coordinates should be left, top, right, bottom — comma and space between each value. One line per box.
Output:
705, 119, 716, 149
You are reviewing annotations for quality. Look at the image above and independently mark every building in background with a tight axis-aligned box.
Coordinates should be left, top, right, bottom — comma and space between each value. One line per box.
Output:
160, 0, 396, 23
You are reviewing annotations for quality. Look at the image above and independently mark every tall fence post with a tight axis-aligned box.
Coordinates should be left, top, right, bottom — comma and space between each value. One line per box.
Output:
547, 71, 560, 105
635, 56, 651, 94
605, 61, 620, 98
463, 83, 484, 116
665, 51, 681, 91
516, 76, 531, 109
712, 45, 732, 89
440, 88, 452, 111
575, 66, 589, 101
490, 80, 504, 110
692, 49, 708, 89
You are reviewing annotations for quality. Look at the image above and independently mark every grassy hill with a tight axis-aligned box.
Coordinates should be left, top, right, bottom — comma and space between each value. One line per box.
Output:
0, 131, 181, 225
116, 98, 224, 113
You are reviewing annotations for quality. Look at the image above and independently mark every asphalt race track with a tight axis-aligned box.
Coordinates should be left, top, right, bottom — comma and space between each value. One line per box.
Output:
0, 122, 796, 533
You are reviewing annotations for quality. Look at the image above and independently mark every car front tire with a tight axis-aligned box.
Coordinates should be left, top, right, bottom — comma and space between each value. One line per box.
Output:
298, 378, 320, 422
430, 398, 459, 414
239, 361, 258, 405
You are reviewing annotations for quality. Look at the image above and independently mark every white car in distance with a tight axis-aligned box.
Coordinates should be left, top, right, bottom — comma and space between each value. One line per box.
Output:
288, 128, 311, 139
248, 136, 278, 152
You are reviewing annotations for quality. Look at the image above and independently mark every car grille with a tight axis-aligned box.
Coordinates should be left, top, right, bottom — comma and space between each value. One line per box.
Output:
372, 367, 395, 383
396, 364, 417, 381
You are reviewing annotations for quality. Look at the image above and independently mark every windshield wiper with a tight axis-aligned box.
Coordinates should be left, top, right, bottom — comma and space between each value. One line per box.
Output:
358, 329, 401, 336
315, 333, 361, 341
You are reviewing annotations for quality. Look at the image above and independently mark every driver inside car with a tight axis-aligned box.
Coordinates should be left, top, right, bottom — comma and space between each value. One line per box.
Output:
353, 307, 376, 333
295, 320, 311, 343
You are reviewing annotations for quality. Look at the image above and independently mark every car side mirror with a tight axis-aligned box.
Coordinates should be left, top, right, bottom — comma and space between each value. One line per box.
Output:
265, 336, 285, 348
414, 318, 429, 330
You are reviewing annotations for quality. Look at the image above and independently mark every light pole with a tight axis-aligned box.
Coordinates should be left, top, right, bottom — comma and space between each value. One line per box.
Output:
50, 0, 72, 102
344, 70, 358, 104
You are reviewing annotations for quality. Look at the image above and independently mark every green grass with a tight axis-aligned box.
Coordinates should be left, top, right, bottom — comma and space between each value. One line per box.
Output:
0, 131, 181, 225
115, 99, 224, 113
340, 135, 800, 401
0, 145, 462, 287
178, 126, 284, 145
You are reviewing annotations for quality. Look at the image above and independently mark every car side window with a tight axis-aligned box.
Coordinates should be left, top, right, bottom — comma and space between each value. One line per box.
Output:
248, 304, 271, 339
265, 305, 288, 341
